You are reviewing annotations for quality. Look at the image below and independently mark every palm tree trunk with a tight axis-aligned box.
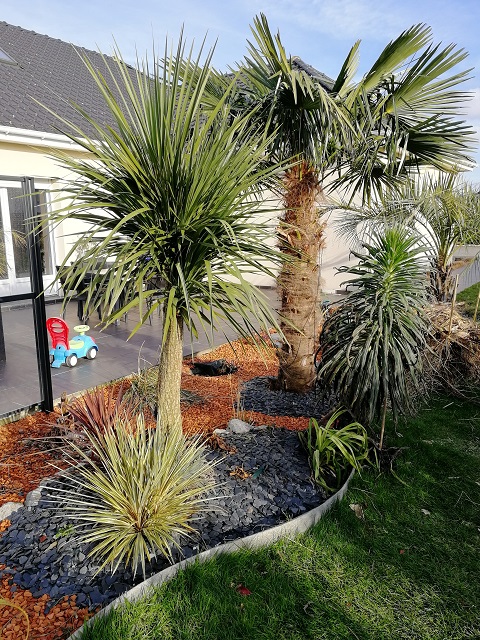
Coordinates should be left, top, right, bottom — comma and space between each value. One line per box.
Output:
431, 258, 452, 302
157, 311, 184, 435
275, 162, 326, 393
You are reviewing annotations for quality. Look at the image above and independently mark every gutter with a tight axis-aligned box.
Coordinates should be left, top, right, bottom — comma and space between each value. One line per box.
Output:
0, 125, 85, 151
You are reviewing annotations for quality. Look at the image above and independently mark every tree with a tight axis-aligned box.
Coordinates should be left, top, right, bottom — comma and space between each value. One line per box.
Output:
46, 39, 288, 434
339, 173, 480, 301
407, 174, 480, 301
317, 227, 429, 449
222, 14, 476, 392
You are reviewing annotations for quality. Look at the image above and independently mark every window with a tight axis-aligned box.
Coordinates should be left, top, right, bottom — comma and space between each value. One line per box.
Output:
0, 47, 16, 65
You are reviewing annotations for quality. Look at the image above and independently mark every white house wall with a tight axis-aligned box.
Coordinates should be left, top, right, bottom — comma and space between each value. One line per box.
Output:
0, 133, 357, 294
0, 138, 94, 273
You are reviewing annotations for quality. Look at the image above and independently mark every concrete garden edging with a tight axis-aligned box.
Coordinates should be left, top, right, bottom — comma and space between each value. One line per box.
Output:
67, 468, 355, 639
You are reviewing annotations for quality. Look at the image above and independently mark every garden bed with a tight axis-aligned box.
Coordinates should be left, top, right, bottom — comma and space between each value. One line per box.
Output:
0, 338, 330, 639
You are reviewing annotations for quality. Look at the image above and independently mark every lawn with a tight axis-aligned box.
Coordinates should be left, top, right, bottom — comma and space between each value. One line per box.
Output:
457, 281, 480, 320
79, 395, 480, 640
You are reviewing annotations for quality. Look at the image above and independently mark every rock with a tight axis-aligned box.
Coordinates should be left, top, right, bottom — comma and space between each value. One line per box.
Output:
0, 502, 23, 520
227, 419, 252, 434
24, 487, 44, 509
269, 332, 283, 348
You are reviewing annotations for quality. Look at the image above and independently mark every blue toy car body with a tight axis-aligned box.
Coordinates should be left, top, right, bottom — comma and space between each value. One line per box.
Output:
46, 318, 98, 368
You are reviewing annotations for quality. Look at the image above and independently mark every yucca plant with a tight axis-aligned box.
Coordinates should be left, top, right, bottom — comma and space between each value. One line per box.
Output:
48, 415, 216, 578
299, 409, 369, 492
317, 227, 429, 449
45, 35, 290, 435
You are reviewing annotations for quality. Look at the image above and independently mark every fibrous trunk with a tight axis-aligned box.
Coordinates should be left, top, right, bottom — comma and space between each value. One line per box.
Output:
430, 258, 452, 302
275, 162, 326, 393
157, 311, 184, 435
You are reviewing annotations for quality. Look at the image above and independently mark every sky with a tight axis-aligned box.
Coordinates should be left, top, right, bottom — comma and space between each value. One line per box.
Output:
2, 0, 480, 182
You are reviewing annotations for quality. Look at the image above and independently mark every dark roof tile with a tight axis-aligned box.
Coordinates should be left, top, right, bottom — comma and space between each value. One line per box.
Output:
0, 21, 137, 138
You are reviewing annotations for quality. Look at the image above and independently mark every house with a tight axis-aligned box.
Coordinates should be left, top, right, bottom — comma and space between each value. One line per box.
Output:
0, 21, 143, 298
0, 21, 353, 299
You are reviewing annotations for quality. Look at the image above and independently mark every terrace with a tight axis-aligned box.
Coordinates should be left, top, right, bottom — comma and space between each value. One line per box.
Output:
0, 290, 280, 419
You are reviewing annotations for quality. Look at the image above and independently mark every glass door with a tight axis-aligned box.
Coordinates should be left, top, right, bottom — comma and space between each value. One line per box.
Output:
0, 179, 55, 297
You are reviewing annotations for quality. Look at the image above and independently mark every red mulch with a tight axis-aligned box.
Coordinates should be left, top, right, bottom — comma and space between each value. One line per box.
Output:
0, 337, 310, 639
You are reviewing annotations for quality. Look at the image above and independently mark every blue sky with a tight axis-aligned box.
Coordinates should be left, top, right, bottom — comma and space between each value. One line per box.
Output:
2, 0, 480, 181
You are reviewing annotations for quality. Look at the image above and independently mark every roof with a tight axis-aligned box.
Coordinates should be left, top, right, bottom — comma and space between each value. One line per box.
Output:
291, 57, 334, 91
0, 22, 336, 139
0, 21, 138, 138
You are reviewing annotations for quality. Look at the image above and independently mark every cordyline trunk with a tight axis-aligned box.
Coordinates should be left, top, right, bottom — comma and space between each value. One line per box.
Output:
156, 310, 184, 435
275, 162, 326, 393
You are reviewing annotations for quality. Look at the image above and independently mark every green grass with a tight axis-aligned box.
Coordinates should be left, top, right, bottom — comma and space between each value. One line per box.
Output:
80, 396, 480, 640
457, 281, 480, 319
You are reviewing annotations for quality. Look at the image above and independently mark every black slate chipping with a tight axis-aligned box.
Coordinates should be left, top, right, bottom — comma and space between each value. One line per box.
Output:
0, 426, 325, 611
240, 376, 332, 418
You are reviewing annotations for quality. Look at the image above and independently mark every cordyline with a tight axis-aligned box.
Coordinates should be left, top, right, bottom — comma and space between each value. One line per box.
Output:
44, 36, 293, 435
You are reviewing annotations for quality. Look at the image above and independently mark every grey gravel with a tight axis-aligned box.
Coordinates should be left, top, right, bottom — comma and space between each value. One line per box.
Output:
241, 376, 333, 418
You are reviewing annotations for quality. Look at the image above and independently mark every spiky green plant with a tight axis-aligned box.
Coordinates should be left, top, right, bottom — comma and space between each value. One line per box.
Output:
299, 409, 369, 492
44, 35, 289, 435
317, 227, 429, 449
49, 416, 216, 578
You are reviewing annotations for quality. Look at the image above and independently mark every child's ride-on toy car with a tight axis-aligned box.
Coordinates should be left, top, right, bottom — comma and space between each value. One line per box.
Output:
46, 317, 98, 368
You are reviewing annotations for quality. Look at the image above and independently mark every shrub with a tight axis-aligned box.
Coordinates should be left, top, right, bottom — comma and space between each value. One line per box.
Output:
66, 385, 139, 434
125, 365, 203, 416
317, 227, 429, 448
48, 416, 216, 577
299, 409, 369, 492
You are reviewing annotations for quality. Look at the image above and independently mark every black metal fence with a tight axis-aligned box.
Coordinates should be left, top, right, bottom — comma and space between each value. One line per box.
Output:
0, 176, 53, 418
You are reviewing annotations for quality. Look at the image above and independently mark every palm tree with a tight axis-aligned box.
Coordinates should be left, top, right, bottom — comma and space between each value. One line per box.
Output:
406, 174, 479, 301
223, 14, 476, 393
46, 39, 289, 434
338, 173, 480, 301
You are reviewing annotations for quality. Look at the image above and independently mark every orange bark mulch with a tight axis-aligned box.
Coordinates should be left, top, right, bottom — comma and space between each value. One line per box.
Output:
0, 337, 310, 639
181, 338, 310, 435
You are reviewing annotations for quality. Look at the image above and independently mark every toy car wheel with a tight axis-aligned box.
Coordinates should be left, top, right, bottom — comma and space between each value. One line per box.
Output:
86, 347, 97, 360
66, 354, 78, 368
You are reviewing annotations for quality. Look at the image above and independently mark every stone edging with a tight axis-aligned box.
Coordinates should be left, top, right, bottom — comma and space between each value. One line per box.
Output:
67, 468, 355, 639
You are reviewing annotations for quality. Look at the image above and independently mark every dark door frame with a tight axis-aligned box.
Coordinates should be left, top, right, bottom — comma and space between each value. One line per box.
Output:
0, 175, 54, 413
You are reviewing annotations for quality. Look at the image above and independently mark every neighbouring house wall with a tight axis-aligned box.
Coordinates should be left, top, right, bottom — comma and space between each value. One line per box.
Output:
452, 244, 480, 293
319, 210, 358, 293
